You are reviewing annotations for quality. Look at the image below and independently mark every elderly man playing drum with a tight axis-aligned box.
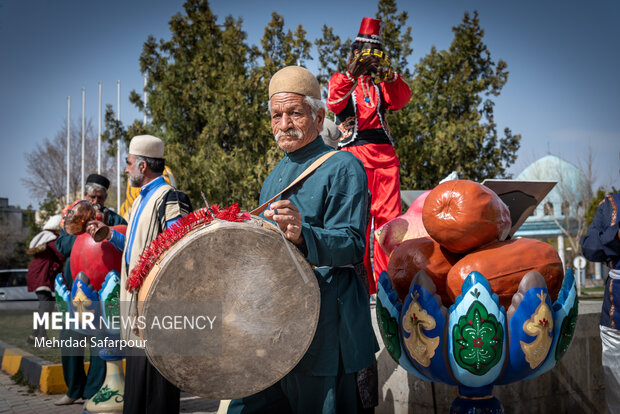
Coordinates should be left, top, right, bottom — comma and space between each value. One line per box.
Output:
228, 66, 378, 413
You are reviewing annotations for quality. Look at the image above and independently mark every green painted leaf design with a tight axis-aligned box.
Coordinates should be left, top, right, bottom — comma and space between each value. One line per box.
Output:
376, 298, 401, 362
103, 284, 120, 319
452, 301, 503, 375
92, 385, 121, 404
54, 292, 69, 314
555, 297, 579, 361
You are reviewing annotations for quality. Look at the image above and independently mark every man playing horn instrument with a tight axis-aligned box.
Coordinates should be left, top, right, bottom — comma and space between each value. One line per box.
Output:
228, 66, 378, 413
327, 17, 412, 294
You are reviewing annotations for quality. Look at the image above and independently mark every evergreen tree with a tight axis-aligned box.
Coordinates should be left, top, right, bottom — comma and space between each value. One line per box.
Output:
34, 191, 61, 234
103, 0, 318, 209
0, 205, 35, 269
375, 0, 413, 77
314, 25, 348, 95
395, 11, 520, 189
23, 204, 40, 248
103, 0, 521, 208
252, 13, 313, 103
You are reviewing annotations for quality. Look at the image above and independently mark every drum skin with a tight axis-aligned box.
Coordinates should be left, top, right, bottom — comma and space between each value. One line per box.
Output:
422, 180, 511, 253
70, 225, 126, 291
446, 238, 564, 308
387, 237, 461, 304
138, 219, 320, 400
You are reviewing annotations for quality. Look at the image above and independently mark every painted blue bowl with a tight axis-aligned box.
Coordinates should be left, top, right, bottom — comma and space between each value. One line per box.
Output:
376, 268, 577, 412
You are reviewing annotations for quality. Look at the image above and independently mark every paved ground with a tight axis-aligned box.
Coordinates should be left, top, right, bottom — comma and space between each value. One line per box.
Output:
0, 370, 219, 413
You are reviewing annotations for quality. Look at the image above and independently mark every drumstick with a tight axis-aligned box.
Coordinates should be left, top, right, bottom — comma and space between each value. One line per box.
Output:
273, 223, 310, 284
201, 191, 216, 216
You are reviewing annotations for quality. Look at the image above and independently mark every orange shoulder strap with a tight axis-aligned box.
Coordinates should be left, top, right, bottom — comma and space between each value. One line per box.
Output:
251, 151, 338, 216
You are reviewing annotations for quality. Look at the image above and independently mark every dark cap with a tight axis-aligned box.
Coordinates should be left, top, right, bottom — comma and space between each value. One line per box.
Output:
86, 174, 110, 190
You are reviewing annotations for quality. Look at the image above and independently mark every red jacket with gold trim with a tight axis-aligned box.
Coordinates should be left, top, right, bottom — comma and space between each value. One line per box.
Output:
327, 72, 411, 147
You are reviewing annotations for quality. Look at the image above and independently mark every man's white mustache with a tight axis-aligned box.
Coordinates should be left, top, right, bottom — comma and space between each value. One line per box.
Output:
275, 129, 302, 141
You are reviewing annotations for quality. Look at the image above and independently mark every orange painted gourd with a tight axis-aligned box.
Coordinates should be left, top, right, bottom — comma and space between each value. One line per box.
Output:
422, 180, 511, 253
446, 238, 564, 308
387, 237, 461, 304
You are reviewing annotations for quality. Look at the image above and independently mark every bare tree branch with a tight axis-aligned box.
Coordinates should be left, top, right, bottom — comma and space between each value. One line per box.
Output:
21, 119, 116, 204
524, 154, 593, 266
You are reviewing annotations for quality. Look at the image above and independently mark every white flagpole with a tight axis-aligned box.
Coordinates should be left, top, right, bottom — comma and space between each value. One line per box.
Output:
117, 80, 121, 212
143, 73, 147, 126
81, 87, 85, 196
98, 81, 102, 174
66, 96, 71, 205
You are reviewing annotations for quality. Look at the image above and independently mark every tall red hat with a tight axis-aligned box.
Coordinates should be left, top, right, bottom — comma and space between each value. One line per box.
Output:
355, 17, 383, 45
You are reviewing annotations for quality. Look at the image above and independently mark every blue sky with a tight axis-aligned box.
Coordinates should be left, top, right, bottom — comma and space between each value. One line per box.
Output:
1, 0, 618, 208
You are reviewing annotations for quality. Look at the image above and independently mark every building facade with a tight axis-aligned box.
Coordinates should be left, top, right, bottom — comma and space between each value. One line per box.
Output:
514, 155, 594, 277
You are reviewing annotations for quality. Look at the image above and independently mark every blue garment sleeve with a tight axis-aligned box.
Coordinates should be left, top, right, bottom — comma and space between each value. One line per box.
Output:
301, 170, 368, 268
165, 217, 180, 229
580, 196, 620, 263
108, 229, 126, 253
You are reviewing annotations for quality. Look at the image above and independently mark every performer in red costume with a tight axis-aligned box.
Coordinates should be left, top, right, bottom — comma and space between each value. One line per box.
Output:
327, 17, 411, 294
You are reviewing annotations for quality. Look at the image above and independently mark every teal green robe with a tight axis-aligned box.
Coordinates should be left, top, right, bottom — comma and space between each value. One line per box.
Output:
259, 137, 378, 376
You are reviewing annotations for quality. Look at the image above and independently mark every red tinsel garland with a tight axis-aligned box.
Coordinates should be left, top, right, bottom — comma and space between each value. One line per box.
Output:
126, 203, 251, 293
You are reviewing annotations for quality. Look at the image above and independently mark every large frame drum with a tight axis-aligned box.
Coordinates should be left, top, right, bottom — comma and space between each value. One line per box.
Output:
136, 218, 320, 399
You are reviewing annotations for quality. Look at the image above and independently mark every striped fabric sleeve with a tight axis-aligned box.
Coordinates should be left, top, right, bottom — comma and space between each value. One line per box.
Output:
157, 189, 193, 231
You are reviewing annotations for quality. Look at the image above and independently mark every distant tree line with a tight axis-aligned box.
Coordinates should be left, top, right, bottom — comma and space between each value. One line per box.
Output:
24, 0, 521, 213
97, 0, 521, 210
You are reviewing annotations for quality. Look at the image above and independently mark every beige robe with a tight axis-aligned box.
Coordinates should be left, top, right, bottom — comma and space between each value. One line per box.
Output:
120, 182, 184, 343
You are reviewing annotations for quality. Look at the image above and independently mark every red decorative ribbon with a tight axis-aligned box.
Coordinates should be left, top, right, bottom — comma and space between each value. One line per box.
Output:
126, 203, 251, 293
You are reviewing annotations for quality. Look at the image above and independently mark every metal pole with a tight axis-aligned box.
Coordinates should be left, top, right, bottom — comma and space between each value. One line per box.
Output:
557, 235, 565, 271
81, 87, 85, 195
66, 96, 71, 204
98, 81, 102, 174
143, 73, 147, 126
117, 80, 121, 212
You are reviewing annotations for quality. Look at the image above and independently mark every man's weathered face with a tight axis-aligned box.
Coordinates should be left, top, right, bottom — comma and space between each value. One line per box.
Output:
84, 189, 106, 205
125, 154, 145, 187
270, 93, 321, 153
